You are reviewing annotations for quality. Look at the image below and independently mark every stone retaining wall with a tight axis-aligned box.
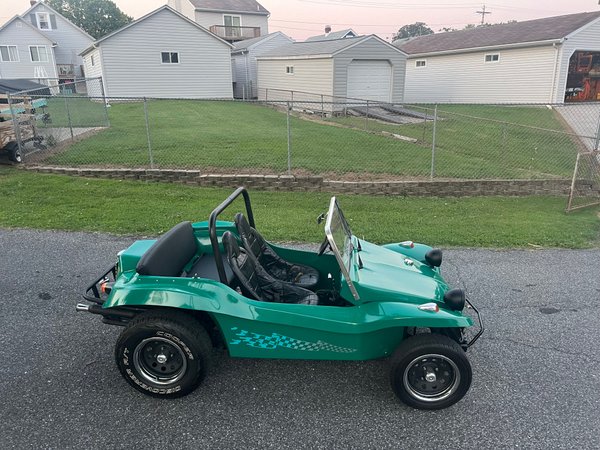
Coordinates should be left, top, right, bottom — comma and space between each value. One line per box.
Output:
26, 166, 571, 197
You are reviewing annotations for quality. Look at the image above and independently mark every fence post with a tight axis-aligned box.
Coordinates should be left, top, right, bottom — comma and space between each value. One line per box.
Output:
99, 77, 110, 127
365, 100, 369, 131
143, 97, 155, 169
7, 92, 24, 161
594, 109, 600, 151
64, 95, 74, 141
430, 104, 438, 179
287, 101, 292, 175
321, 94, 324, 119
265, 88, 268, 105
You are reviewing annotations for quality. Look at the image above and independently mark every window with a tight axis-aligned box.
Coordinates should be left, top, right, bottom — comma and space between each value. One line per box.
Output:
286, 66, 294, 74
415, 60, 426, 68
224, 15, 241, 37
36, 12, 51, 30
161, 52, 179, 64
0, 45, 19, 62
485, 53, 500, 63
29, 45, 49, 62
90, 55, 95, 66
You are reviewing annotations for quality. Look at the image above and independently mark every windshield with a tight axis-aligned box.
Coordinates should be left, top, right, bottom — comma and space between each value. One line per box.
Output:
324, 197, 359, 300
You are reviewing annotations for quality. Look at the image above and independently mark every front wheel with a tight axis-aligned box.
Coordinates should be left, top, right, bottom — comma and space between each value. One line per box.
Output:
115, 310, 212, 398
5, 142, 22, 163
389, 334, 472, 410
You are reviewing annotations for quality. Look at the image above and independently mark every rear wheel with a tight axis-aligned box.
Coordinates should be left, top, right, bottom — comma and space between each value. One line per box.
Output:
6, 142, 22, 163
390, 333, 472, 410
115, 310, 212, 398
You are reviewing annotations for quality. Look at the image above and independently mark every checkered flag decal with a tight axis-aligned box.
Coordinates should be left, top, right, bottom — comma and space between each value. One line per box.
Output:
230, 327, 356, 353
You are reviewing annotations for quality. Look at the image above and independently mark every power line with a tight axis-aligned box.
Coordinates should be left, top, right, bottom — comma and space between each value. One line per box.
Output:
476, 4, 492, 25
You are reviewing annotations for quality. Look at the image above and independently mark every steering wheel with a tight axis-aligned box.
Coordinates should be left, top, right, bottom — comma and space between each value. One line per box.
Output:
317, 237, 331, 256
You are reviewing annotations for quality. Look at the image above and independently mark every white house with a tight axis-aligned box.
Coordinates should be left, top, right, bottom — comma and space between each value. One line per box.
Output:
168, 0, 270, 42
257, 35, 407, 105
231, 32, 294, 99
398, 11, 600, 104
80, 6, 233, 99
0, 16, 58, 81
22, 1, 94, 80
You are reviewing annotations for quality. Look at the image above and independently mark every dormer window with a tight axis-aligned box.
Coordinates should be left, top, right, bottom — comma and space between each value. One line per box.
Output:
37, 12, 51, 30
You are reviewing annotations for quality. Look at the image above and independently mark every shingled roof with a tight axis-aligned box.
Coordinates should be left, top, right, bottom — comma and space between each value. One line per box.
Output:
305, 29, 357, 42
189, 0, 269, 15
398, 11, 600, 56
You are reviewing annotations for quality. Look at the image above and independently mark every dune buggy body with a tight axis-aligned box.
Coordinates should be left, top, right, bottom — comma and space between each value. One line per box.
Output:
78, 188, 482, 409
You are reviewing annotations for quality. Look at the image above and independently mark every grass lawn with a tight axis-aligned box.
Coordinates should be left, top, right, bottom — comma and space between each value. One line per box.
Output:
40, 100, 579, 180
1, 168, 598, 248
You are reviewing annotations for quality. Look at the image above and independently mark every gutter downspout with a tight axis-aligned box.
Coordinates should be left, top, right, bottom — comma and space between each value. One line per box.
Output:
244, 50, 250, 99
550, 39, 563, 104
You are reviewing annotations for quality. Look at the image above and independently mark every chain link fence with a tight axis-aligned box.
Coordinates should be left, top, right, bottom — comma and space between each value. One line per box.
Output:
3, 82, 599, 182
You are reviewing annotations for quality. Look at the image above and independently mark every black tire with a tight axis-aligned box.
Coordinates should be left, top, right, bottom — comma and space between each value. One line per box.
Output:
115, 310, 212, 398
390, 333, 472, 410
6, 142, 22, 163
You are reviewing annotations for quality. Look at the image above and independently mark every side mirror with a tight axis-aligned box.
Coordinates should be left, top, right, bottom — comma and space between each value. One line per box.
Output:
317, 212, 326, 225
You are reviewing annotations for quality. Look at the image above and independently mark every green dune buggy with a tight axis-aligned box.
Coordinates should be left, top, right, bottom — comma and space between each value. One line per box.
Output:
77, 187, 482, 410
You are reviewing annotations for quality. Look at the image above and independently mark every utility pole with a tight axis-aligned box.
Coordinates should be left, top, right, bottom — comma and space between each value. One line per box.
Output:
476, 5, 491, 25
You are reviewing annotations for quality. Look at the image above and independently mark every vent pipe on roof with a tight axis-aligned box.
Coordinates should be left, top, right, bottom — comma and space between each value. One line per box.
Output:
30, 0, 37, 6
325, 25, 332, 36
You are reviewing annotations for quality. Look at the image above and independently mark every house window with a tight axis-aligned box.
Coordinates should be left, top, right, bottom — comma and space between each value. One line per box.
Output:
485, 53, 500, 63
36, 12, 51, 30
29, 45, 49, 62
224, 15, 241, 37
415, 60, 426, 68
161, 52, 179, 64
286, 66, 294, 74
0, 45, 19, 62
90, 55, 95, 66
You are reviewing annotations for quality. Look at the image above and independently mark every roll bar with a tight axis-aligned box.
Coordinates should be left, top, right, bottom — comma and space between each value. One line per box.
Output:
208, 187, 255, 283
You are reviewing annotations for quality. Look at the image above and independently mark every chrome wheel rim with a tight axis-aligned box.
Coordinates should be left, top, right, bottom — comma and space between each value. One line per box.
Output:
133, 337, 187, 386
403, 353, 460, 402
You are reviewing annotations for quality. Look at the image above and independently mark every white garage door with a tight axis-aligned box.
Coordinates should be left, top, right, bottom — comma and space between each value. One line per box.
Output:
347, 60, 392, 102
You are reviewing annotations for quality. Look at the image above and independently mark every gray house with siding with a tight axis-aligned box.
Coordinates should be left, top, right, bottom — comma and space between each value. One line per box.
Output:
80, 6, 233, 99
398, 12, 600, 104
22, 1, 94, 79
169, 0, 270, 42
0, 16, 58, 81
232, 32, 294, 99
257, 35, 407, 106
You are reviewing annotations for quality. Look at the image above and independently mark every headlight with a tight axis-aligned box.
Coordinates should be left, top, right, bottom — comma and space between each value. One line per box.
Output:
444, 288, 465, 311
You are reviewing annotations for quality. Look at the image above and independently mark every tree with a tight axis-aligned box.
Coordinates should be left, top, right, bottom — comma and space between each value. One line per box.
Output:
392, 22, 434, 41
45, 0, 133, 39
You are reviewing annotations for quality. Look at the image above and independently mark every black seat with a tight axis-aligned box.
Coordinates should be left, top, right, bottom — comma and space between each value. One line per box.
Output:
136, 221, 234, 282
234, 213, 319, 289
223, 231, 318, 305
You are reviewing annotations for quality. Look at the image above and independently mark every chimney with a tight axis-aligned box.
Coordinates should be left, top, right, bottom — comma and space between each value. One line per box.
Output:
325, 25, 332, 35
30, 0, 37, 6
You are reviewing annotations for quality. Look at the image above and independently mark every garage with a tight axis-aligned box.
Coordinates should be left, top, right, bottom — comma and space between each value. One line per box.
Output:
565, 50, 600, 102
257, 34, 406, 107
347, 60, 392, 102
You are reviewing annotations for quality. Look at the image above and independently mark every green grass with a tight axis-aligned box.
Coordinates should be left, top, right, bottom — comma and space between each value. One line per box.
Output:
40, 100, 579, 180
1, 168, 598, 248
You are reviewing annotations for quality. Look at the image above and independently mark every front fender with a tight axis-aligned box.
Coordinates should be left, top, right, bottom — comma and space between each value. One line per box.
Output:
383, 242, 434, 266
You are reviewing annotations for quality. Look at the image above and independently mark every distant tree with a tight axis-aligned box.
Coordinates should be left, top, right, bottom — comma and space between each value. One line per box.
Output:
44, 0, 133, 39
392, 22, 434, 41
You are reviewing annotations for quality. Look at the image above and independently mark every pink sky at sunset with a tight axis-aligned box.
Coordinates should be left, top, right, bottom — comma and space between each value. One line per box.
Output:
2, 0, 599, 41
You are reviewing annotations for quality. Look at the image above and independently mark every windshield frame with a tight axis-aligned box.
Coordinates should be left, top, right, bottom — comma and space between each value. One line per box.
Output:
324, 197, 360, 300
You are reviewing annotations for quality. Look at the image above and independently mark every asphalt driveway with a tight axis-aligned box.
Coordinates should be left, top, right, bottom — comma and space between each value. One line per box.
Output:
0, 228, 598, 449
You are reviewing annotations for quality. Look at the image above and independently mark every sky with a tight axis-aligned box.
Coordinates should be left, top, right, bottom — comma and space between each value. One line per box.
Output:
2, 0, 600, 41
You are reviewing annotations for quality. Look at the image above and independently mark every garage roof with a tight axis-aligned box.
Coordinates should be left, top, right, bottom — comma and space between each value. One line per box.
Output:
398, 11, 600, 56
258, 35, 405, 59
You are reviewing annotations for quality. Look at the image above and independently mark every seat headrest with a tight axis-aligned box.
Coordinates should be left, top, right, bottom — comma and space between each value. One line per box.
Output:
136, 221, 197, 277
234, 213, 252, 238
222, 231, 241, 261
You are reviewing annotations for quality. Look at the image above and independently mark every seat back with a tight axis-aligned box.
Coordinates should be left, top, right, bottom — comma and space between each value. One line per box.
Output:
234, 213, 265, 259
222, 231, 262, 300
136, 221, 198, 277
